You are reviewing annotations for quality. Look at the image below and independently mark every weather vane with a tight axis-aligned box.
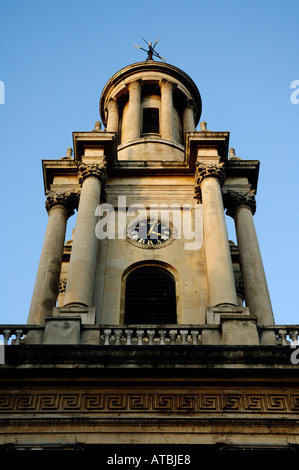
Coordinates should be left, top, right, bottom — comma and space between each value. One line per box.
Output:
133, 38, 166, 62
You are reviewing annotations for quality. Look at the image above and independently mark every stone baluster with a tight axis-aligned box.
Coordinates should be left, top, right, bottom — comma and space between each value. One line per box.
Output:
195, 162, 238, 307
290, 330, 299, 347
114, 329, 123, 345
278, 329, 288, 345
63, 161, 107, 308
191, 330, 199, 345
103, 329, 112, 345
158, 330, 166, 345
14, 330, 23, 345
147, 330, 155, 345
180, 330, 188, 344
169, 330, 178, 344
125, 329, 133, 345
136, 329, 145, 345
3, 329, 11, 345
224, 190, 275, 326
28, 191, 78, 324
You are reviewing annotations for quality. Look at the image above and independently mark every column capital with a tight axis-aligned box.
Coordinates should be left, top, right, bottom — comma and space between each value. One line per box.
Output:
78, 160, 107, 187
223, 190, 256, 218
194, 162, 225, 201
159, 78, 176, 92
45, 191, 79, 218
107, 97, 118, 111
185, 97, 195, 109
127, 79, 142, 91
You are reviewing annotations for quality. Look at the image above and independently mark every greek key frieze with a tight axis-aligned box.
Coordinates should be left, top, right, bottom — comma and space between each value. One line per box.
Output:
198, 394, 220, 410
243, 394, 265, 411
1, 391, 299, 414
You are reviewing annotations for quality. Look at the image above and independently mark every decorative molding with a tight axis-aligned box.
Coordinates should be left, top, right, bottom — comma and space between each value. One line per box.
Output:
1, 390, 298, 414
58, 278, 67, 294
223, 190, 256, 217
78, 161, 107, 187
45, 191, 79, 218
194, 162, 225, 201
235, 276, 244, 299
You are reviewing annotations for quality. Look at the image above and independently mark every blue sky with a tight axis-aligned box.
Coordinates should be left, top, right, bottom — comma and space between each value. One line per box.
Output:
0, 0, 298, 325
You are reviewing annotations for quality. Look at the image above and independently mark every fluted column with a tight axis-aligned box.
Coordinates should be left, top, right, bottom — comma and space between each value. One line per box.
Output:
106, 98, 119, 133
160, 79, 175, 141
126, 80, 141, 141
63, 161, 107, 308
195, 162, 238, 307
28, 191, 78, 324
224, 190, 275, 325
183, 98, 195, 133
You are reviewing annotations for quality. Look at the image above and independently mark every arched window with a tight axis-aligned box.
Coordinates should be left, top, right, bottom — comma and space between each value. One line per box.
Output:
124, 265, 177, 324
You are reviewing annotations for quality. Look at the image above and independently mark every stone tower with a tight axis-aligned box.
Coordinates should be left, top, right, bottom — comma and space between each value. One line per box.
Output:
0, 55, 298, 455
27, 59, 274, 345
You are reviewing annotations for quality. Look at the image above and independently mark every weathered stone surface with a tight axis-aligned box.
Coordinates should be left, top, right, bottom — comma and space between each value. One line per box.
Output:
43, 318, 81, 344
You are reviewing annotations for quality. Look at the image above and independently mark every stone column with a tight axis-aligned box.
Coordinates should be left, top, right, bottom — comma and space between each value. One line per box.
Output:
224, 190, 275, 325
28, 191, 78, 324
160, 79, 175, 141
63, 161, 107, 308
106, 98, 119, 133
195, 162, 238, 307
183, 98, 195, 133
126, 80, 141, 141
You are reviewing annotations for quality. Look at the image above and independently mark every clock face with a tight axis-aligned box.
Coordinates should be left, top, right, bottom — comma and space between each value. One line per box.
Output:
127, 218, 171, 248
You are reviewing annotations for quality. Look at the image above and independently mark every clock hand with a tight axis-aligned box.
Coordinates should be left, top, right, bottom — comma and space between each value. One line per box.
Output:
147, 221, 157, 236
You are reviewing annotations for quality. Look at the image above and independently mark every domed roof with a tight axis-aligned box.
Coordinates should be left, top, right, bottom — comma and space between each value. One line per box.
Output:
99, 61, 202, 127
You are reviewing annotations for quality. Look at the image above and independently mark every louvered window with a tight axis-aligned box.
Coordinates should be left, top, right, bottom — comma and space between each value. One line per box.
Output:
142, 108, 159, 134
124, 266, 176, 324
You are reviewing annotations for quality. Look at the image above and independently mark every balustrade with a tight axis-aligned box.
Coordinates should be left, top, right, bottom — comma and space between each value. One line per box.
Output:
100, 327, 201, 346
0, 324, 298, 347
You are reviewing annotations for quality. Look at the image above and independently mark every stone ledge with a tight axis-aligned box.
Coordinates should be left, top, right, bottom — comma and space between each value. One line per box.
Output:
52, 306, 95, 325
1, 344, 298, 371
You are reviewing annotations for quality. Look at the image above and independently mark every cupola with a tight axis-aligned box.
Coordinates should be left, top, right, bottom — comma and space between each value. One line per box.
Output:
100, 61, 202, 163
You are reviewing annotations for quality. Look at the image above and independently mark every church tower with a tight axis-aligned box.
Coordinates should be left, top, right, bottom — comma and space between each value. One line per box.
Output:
1, 50, 298, 454
27, 57, 275, 345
